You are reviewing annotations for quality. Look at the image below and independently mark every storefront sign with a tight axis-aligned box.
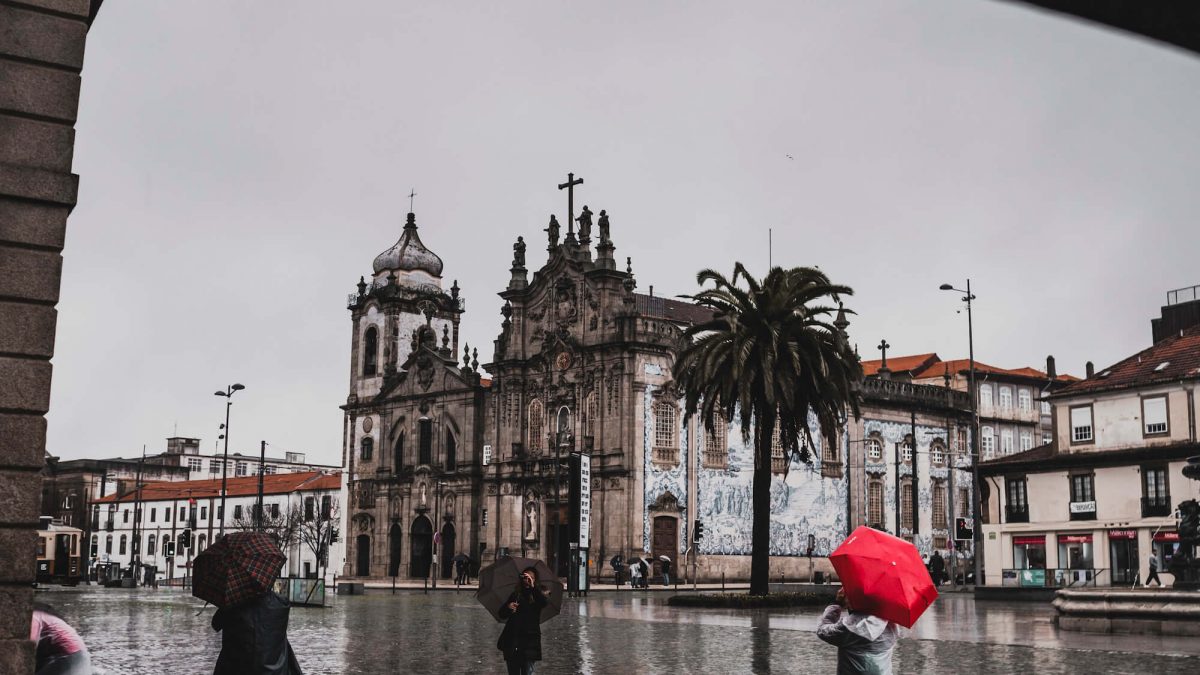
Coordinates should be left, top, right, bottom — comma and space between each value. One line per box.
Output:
1108, 529, 1137, 540
1057, 533, 1093, 544
1013, 535, 1046, 546
1154, 531, 1179, 542
1069, 501, 1096, 514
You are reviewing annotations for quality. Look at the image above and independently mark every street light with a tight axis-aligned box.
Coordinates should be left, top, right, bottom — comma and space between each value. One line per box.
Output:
214, 383, 245, 538
939, 280, 980, 587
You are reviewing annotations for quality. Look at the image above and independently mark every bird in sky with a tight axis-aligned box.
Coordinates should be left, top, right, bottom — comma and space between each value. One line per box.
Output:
785, 154, 794, 160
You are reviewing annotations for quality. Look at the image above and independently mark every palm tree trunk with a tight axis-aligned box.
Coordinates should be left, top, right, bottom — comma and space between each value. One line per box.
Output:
750, 421, 773, 595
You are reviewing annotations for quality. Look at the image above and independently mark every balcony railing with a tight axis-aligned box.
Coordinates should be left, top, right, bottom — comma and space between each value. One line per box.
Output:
861, 378, 971, 411
1005, 505, 1029, 523
1142, 496, 1172, 518
1001, 567, 1108, 588
653, 446, 679, 466
702, 450, 728, 470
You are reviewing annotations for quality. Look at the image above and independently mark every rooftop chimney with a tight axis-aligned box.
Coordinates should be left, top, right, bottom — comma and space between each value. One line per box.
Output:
1085, 361, 1095, 378
1046, 355, 1057, 380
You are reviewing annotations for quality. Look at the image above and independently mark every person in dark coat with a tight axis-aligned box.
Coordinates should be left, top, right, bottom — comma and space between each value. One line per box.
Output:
497, 566, 548, 675
212, 591, 303, 675
639, 559, 650, 589
930, 551, 945, 587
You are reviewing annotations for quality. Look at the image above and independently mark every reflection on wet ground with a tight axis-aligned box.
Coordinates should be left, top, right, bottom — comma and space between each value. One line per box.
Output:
38, 587, 1200, 674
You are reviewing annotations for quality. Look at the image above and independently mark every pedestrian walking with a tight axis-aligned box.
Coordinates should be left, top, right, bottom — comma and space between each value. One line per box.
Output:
497, 566, 549, 675
629, 558, 642, 589
930, 551, 945, 587
660, 556, 672, 587
638, 558, 650, 589
1146, 552, 1162, 587
30, 603, 92, 675
817, 588, 899, 674
212, 591, 304, 675
454, 553, 470, 585
610, 554, 625, 586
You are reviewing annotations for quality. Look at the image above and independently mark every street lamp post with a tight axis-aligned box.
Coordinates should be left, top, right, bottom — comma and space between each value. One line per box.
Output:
939, 280, 981, 587
214, 383, 245, 538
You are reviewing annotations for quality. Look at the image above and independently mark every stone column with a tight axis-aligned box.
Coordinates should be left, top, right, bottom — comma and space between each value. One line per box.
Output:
0, 1, 95, 671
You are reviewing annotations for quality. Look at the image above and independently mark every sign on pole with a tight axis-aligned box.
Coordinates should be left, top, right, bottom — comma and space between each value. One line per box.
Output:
578, 453, 591, 549
482, 444, 492, 466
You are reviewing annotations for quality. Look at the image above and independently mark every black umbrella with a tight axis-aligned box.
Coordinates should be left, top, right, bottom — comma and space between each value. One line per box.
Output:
476, 556, 563, 624
453, 553, 470, 563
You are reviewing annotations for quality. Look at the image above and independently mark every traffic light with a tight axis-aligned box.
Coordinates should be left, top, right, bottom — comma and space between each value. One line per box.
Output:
178, 529, 192, 550
693, 520, 704, 541
954, 517, 973, 541
164, 542, 175, 558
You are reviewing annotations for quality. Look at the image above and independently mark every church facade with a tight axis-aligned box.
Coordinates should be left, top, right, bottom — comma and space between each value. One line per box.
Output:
340, 186, 977, 583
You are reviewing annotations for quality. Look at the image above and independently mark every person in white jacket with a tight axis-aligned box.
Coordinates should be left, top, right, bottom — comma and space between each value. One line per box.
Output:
816, 588, 899, 675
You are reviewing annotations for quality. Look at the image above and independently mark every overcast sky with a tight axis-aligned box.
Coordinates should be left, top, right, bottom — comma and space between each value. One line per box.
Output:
52, 1, 1200, 465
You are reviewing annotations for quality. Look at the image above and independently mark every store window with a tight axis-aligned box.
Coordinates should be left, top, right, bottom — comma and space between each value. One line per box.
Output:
1013, 535, 1046, 569
1057, 533, 1094, 570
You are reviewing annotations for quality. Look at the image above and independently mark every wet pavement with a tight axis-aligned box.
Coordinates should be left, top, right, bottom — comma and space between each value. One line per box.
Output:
36, 586, 1200, 674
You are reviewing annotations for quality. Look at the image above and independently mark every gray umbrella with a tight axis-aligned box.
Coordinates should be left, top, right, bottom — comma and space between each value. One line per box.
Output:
476, 556, 563, 624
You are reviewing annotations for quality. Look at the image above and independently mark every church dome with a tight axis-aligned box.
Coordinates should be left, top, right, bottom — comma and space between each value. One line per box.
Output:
372, 212, 444, 277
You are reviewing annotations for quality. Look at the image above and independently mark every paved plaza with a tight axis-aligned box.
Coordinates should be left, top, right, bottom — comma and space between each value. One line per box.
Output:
35, 586, 1200, 674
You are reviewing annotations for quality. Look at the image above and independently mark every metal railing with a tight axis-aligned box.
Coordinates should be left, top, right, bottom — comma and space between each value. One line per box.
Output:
1142, 495, 1172, 517
1167, 284, 1200, 306
1005, 505, 1029, 523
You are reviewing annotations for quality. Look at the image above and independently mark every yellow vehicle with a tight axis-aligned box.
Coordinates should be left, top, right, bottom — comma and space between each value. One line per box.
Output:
36, 520, 84, 584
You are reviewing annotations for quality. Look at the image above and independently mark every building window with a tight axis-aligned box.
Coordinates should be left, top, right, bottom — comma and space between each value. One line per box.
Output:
930, 441, 946, 467
263, 465, 276, 475
527, 400, 544, 453
305, 497, 315, 522
187, 458, 202, 472
957, 487, 970, 518
1006, 477, 1028, 522
1018, 388, 1031, 412
867, 480, 884, 528
1000, 429, 1014, 455
90, 535, 98, 557
769, 425, 790, 474
149, 508, 156, 523
653, 402, 679, 465
1019, 431, 1032, 452
198, 534, 207, 552
900, 437, 914, 464
979, 384, 993, 408
583, 392, 598, 440
123, 509, 129, 524
1143, 466, 1170, 516
900, 481, 915, 532
980, 426, 995, 459
933, 535, 948, 550
1070, 405, 1094, 443
1040, 400, 1051, 415
419, 419, 433, 465
822, 433, 839, 463
321, 495, 332, 520
119, 535, 127, 555
147, 534, 157, 556
394, 433, 405, 472
703, 416, 729, 469
999, 386, 1013, 410
210, 460, 222, 475
445, 429, 457, 471
180, 507, 187, 522
1070, 474, 1094, 502
234, 505, 243, 520
201, 506, 207, 521
932, 482, 947, 529
866, 437, 883, 461
363, 326, 378, 377
1143, 396, 1168, 436
361, 437, 374, 461
235, 462, 247, 477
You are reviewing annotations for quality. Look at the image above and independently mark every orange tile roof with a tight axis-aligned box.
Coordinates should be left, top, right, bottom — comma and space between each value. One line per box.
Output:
913, 359, 1072, 383
91, 471, 340, 504
860, 353, 939, 376
1054, 325, 1200, 397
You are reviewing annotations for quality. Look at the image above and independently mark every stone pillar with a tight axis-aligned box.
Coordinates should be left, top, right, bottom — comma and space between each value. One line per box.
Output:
0, 2, 95, 671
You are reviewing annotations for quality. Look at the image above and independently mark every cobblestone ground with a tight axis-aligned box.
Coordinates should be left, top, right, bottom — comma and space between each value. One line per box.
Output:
36, 587, 1200, 674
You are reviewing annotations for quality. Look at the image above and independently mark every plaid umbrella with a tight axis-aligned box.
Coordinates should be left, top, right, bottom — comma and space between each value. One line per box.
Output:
476, 556, 563, 624
192, 531, 285, 608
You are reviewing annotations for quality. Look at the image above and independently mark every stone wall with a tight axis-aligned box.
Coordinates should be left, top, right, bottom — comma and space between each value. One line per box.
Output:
0, 1, 94, 671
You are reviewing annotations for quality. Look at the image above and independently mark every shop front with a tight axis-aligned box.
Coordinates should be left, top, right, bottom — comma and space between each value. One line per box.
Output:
1011, 534, 1047, 587
1153, 530, 1180, 573
1055, 533, 1096, 586
1108, 529, 1138, 585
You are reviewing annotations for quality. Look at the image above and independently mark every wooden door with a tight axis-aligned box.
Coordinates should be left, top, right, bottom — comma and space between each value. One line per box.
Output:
651, 516, 678, 577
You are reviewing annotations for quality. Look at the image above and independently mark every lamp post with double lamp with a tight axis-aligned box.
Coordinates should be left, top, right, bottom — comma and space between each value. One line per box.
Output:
939, 280, 981, 587
214, 383, 246, 538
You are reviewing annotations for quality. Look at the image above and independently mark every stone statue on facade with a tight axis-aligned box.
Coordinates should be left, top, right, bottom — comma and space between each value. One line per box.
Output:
576, 205, 593, 242
598, 209, 610, 244
544, 215, 560, 249
525, 503, 538, 541
513, 236, 526, 268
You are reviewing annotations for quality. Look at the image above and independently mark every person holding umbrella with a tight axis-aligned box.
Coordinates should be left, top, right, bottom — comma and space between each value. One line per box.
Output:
817, 587, 899, 674
497, 566, 549, 675
193, 531, 303, 675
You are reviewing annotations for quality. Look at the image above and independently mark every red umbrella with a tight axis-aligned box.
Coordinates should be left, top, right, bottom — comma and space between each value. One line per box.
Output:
192, 531, 285, 608
830, 526, 938, 628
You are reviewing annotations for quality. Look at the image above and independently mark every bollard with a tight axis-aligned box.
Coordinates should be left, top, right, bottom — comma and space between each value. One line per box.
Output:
722, 571, 726, 591
392, 575, 396, 595
424, 576, 428, 595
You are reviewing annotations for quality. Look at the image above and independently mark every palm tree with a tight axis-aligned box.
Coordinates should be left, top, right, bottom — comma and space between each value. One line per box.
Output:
673, 263, 862, 595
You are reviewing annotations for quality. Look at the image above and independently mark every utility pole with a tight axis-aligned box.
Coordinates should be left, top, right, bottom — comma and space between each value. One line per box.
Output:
256, 440, 266, 531
130, 445, 146, 583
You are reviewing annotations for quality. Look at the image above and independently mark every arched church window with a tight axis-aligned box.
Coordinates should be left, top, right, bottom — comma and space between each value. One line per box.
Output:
770, 424, 789, 474
652, 402, 678, 464
418, 419, 433, 465
703, 416, 728, 469
360, 437, 373, 462
363, 327, 378, 377
528, 400, 545, 452
556, 406, 572, 448
394, 433, 405, 474
445, 429, 457, 471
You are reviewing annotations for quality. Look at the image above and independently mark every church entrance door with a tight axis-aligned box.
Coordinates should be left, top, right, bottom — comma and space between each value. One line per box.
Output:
440, 522, 456, 579
652, 516, 678, 581
355, 534, 371, 577
388, 523, 402, 577
411, 516, 433, 579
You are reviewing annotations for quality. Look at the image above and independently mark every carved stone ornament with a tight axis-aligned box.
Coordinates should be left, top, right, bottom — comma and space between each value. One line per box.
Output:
362, 417, 374, 433
416, 354, 435, 391
419, 397, 433, 414
554, 278, 577, 322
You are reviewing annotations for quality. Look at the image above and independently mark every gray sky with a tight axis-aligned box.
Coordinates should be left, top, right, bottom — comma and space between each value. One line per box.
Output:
53, 1, 1200, 465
